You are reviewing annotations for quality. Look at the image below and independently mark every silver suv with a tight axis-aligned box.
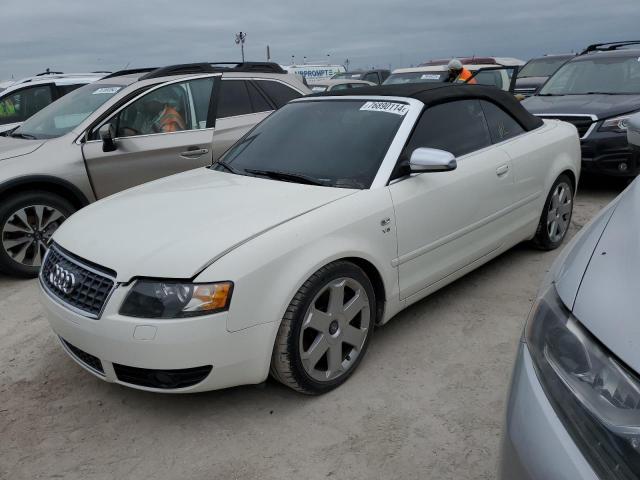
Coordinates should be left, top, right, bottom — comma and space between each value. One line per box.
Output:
0, 62, 309, 277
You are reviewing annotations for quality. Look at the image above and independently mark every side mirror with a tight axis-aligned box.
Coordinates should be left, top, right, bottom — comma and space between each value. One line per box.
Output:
98, 123, 117, 152
409, 148, 457, 173
627, 112, 640, 150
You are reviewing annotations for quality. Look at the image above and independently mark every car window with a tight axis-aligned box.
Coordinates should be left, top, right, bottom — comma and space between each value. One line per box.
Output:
363, 72, 379, 84
480, 100, 525, 143
115, 77, 213, 137
404, 100, 491, 157
254, 80, 302, 108
383, 71, 448, 85
57, 84, 86, 96
220, 99, 407, 189
0, 85, 53, 125
15, 83, 123, 139
350, 83, 368, 89
332, 84, 350, 91
217, 80, 253, 118
519, 57, 570, 78
247, 82, 273, 112
473, 70, 504, 90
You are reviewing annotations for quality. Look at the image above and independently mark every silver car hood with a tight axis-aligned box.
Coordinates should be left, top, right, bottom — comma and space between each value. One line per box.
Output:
571, 180, 640, 373
53, 169, 355, 282
0, 136, 45, 161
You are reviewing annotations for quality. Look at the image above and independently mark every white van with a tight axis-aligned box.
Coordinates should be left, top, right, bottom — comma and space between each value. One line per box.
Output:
283, 64, 346, 84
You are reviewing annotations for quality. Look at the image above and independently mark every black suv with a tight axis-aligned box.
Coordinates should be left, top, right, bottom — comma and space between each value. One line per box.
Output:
523, 41, 640, 177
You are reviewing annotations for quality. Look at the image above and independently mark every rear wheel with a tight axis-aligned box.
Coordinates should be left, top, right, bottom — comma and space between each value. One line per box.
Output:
532, 174, 574, 250
0, 192, 75, 277
270, 261, 376, 395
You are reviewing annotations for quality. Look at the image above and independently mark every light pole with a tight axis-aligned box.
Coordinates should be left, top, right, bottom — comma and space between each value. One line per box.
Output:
235, 32, 247, 62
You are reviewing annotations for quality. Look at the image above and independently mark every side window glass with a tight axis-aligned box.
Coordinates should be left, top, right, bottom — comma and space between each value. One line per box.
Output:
480, 100, 525, 143
114, 78, 212, 138
247, 82, 273, 113
363, 72, 379, 84
255, 80, 302, 108
404, 100, 491, 158
0, 86, 53, 125
332, 83, 350, 91
57, 84, 85, 96
217, 80, 253, 118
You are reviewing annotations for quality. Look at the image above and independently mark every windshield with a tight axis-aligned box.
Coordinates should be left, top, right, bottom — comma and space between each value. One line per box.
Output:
519, 57, 570, 78
539, 56, 640, 95
216, 100, 408, 189
333, 72, 363, 80
383, 71, 447, 85
13, 83, 123, 139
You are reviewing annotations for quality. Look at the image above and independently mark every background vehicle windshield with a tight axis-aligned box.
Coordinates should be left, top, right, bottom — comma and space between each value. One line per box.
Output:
13, 83, 123, 139
384, 71, 447, 85
518, 57, 570, 78
220, 100, 407, 189
539, 56, 640, 95
333, 72, 363, 80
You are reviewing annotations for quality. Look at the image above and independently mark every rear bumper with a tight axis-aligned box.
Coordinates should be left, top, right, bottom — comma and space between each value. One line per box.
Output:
498, 343, 598, 480
581, 130, 639, 177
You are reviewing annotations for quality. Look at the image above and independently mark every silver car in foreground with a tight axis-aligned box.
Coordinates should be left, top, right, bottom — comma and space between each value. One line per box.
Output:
500, 172, 640, 477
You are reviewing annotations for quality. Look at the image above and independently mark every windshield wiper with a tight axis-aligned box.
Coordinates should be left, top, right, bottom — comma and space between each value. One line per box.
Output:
10, 132, 37, 140
243, 168, 327, 186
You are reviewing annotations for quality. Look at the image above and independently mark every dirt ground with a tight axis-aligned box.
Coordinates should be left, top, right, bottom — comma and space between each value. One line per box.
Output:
0, 176, 623, 480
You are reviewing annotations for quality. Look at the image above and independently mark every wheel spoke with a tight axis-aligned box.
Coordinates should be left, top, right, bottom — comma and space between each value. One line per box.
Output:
10, 240, 32, 264
32, 241, 44, 266
12, 210, 34, 233
3, 222, 32, 234
33, 205, 46, 230
326, 345, 343, 377
304, 308, 332, 332
41, 209, 65, 231
342, 325, 367, 349
558, 202, 572, 216
327, 281, 345, 315
301, 334, 329, 370
3, 237, 31, 250
343, 291, 366, 321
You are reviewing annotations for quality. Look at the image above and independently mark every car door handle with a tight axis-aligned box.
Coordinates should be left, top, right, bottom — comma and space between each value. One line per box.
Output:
496, 164, 510, 176
180, 147, 209, 158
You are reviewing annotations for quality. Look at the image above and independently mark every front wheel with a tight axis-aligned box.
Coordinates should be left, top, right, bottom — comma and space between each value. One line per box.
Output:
0, 192, 75, 277
532, 174, 574, 250
270, 261, 376, 395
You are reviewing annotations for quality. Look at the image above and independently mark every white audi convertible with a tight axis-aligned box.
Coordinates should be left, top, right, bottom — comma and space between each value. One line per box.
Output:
40, 84, 580, 394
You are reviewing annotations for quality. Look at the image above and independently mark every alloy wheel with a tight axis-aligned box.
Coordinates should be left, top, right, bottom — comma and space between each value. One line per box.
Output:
546, 181, 572, 243
1, 205, 66, 267
299, 277, 371, 382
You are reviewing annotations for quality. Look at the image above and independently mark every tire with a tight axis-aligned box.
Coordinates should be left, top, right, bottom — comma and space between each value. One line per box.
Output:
0, 191, 75, 278
532, 174, 574, 251
270, 261, 376, 395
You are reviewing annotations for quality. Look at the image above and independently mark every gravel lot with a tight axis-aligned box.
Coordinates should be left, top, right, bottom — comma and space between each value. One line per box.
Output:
0, 176, 623, 480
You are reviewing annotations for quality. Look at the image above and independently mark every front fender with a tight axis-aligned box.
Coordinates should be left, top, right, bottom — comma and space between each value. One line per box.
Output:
195, 188, 399, 333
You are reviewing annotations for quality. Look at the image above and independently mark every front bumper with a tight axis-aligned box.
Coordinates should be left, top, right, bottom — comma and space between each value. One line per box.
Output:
40, 282, 279, 393
581, 129, 640, 177
498, 343, 598, 480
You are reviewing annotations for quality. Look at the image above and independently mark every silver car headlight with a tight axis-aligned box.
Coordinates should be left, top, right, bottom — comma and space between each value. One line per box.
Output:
526, 284, 640, 479
119, 280, 233, 318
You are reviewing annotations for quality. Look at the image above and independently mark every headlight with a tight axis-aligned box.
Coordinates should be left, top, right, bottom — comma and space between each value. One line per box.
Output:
599, 113, 637, 133
119, 280, 233, 318
526, 285, 640, 479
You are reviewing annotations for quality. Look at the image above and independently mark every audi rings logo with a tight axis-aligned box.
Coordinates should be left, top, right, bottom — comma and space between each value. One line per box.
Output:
49, 264, 77, 295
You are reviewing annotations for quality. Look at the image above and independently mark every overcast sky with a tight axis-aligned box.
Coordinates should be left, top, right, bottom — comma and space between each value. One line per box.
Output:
2, 0, 639, 80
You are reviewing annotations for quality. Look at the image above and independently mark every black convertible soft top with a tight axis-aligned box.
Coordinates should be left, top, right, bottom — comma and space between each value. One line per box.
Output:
311, 83, 544, 131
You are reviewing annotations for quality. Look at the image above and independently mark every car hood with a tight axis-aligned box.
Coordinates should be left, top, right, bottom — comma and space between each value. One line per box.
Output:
571, 179, 640, 373
523, 94, 640, 119
53, 169, 356, 282
0, 136, 46, 161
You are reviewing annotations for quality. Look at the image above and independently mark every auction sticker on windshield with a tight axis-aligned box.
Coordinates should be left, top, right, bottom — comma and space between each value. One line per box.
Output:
360, 101, 409, 116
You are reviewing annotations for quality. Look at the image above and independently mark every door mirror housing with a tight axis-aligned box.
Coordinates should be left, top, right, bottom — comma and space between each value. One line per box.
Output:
409, 148, 457, 173
99, 123, 117, 152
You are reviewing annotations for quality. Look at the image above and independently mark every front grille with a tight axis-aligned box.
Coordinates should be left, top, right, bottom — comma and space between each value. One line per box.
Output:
113, 364, 213, 389
61, 338, 104, 374
41, 245, 116, 318
537, 115, 594, 138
